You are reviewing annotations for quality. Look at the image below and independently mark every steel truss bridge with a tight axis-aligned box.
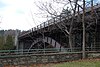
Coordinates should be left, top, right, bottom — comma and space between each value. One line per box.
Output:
18, 2, 100, 53
0, 0, 100, 66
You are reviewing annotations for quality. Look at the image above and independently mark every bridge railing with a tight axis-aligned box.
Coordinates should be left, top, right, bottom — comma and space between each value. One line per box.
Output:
19, 2, 100, 37
19, 3, 100, 37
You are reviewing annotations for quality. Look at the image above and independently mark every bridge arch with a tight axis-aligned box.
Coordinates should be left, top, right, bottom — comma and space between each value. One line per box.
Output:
28, 37, 64, 51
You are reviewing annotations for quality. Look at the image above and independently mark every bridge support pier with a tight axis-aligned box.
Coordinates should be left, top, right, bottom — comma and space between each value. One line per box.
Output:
18, 41, 24, 54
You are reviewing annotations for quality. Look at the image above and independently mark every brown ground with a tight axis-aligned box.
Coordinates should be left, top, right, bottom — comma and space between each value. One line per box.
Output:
4, 58, 100, 67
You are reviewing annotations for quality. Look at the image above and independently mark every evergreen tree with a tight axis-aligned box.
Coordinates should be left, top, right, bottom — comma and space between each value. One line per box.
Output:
0, 35, 14, 50
0, 36, 4, 50
3, 35, 14, 50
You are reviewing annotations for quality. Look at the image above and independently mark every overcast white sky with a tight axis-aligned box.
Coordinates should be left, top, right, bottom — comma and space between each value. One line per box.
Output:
0, 0, 44, 30
0, 0, 99, 30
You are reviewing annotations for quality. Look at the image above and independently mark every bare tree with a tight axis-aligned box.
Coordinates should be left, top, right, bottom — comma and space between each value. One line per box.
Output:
34, 0, 83, 51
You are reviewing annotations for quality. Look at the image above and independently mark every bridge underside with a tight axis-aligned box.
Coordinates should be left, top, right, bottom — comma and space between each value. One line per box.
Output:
18, 4, 100, 52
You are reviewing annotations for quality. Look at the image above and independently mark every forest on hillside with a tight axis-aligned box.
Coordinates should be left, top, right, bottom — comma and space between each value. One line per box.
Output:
0, 30, 20, 50
0, 35, 14, 50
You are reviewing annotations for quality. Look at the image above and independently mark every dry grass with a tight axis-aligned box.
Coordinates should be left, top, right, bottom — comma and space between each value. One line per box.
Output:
53, 59, 100, 67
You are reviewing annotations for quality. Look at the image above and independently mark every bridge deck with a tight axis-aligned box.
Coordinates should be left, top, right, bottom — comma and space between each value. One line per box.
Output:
19, 3, 100, 38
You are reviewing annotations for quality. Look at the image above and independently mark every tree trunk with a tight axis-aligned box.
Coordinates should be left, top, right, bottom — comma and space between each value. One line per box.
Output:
82, 0, 86, 59
69, 32, 73, 51
68, 0, 78, 51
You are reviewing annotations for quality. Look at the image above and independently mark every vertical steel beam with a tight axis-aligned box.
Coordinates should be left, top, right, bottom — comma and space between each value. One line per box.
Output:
42, 30, 45, 54
55, 41, 56, 47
